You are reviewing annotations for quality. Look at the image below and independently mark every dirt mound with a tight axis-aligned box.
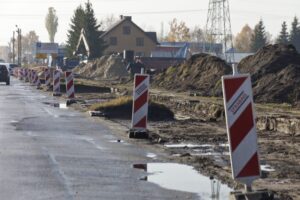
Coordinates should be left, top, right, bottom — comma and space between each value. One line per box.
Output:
238, 44, 300, 103
153, 53, 232, 96
73, 55, 128, 80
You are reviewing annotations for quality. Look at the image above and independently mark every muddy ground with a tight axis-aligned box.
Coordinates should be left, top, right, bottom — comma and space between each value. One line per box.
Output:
38, 78, 299, 200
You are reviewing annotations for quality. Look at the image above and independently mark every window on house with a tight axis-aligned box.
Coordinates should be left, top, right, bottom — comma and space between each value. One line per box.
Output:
123, 26, 131, 35
136, 37, 144, 47
110, 37, 117, 46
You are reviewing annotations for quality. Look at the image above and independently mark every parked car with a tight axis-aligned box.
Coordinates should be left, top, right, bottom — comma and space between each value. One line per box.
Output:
0, 64, 10, 85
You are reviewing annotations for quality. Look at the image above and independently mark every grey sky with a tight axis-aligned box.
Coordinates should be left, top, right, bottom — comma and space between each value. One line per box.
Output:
0, 0, 299, 45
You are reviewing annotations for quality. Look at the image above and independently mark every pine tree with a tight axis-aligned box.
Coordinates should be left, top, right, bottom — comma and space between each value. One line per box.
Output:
66, 5, 85, 57
276, 21, 289, 44
65, 1, 107, 59
83, 0, 107, 59
289, 16, 300, 52
250, 20, 268, 52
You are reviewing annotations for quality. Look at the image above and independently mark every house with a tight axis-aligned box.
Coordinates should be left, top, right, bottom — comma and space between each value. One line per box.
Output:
151, 42, 223, 59
100, 16, 159, 57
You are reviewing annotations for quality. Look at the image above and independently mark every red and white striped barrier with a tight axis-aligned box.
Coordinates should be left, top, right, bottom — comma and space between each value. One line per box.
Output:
65, 71, 75, 99
18, 69, 22, 79
33, 71, 41, 88
222, 74, 260, 187
53, 70, 61, 96
131, 74, 150, 130
44, 68, 51, 88
24, 69, 28, 82
30, 69, 34, 84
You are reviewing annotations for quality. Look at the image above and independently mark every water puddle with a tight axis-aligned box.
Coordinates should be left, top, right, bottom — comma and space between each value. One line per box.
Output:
165, 143, 213, 148
42, 102, 68, 109
165, 143, 229, 156
146, 153, 157, 159
133, 163, 231, 199
109, 139, 124, 143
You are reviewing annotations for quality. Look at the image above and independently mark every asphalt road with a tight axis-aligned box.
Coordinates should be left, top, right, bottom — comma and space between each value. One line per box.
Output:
0, 78, 197, 200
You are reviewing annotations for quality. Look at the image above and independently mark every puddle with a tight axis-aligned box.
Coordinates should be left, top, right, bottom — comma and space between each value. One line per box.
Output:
59, 103, 67, 109
165, 143, 229, 158
146, 153, 157, 159
42, 102, 68, 109
109, 139, 124, 143
261, 164, 275, 172
133, 163, 231, 199
165, 143, 213, 148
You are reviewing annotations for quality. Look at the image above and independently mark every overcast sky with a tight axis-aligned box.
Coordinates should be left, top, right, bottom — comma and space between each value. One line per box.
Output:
0, 0, 299, 45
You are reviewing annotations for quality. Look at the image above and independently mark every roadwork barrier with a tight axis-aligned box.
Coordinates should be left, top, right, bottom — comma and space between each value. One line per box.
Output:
53, 70, 61, 96
65, 71, 75, 99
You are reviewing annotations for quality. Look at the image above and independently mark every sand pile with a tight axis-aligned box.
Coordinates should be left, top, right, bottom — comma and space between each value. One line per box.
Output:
73, 55, 128, 80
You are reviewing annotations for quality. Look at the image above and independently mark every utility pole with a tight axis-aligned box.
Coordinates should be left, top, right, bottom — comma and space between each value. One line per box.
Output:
205, 0, 234, 63
16, 25, 22, 67
12, 31, 15, 64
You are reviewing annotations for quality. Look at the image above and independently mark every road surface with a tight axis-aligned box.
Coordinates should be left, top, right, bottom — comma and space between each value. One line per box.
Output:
0, 78, 197, 200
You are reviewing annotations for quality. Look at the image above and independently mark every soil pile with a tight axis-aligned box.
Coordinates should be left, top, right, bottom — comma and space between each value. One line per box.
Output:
153, 53, 232, 96
73, 55, 128, 80
238, 44, 300, 103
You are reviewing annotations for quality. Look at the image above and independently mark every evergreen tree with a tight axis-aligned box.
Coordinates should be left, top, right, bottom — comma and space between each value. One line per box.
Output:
276, 21, 289, 44
84, 0, 107, 59
250, 20, 268, 52
66, 5, 85, 57
65, 1, 107, 59
289, 16, 300, 52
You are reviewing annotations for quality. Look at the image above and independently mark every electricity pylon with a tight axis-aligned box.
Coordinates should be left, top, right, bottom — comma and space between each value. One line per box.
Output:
205, 0, 234, 63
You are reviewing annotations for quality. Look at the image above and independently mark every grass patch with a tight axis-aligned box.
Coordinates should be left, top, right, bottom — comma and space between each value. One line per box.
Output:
89, 96, 174, 121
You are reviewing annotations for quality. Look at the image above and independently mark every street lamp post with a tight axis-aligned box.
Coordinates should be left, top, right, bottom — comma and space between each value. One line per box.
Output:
16, 25, 22, 67
12, 31, 15, 64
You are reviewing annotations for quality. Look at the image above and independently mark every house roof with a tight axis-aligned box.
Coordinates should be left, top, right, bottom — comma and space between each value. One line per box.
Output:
100, 16, 159, 44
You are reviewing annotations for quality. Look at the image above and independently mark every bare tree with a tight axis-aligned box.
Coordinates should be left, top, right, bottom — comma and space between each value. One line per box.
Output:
190, 26, 204, 42
45, 7, 58, 43
234, 24, 253, 53
166, 18, 190, 42
100, 14, 117, 30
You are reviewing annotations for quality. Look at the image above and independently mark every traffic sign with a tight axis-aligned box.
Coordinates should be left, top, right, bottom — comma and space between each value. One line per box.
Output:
222, 74, 261, 186
131, 74, 150, 130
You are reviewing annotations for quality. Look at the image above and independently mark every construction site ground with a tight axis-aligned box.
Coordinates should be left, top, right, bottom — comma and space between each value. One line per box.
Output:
42, 77, 300, 200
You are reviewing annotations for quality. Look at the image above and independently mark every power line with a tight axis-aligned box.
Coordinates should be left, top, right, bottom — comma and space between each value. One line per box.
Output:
0, 9, 207, 18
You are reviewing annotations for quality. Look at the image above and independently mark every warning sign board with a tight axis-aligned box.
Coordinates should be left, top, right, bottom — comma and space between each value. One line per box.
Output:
222, 74, 261, 185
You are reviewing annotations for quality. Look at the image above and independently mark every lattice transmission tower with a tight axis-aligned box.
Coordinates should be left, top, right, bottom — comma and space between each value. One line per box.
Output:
205, 0, 234, 63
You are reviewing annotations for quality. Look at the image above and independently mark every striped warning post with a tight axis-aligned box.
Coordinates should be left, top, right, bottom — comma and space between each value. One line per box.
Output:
19, 69, 22, 79
65, 71, 75, 99
24, 69, 28, 82
222, 74, 261, 186
44, 68, 51, 88
30, 69, 34, 84
131, 74, 150, 130
18, 68, 22, 79
53, 70, 61, 96
33, 71, 41, 88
